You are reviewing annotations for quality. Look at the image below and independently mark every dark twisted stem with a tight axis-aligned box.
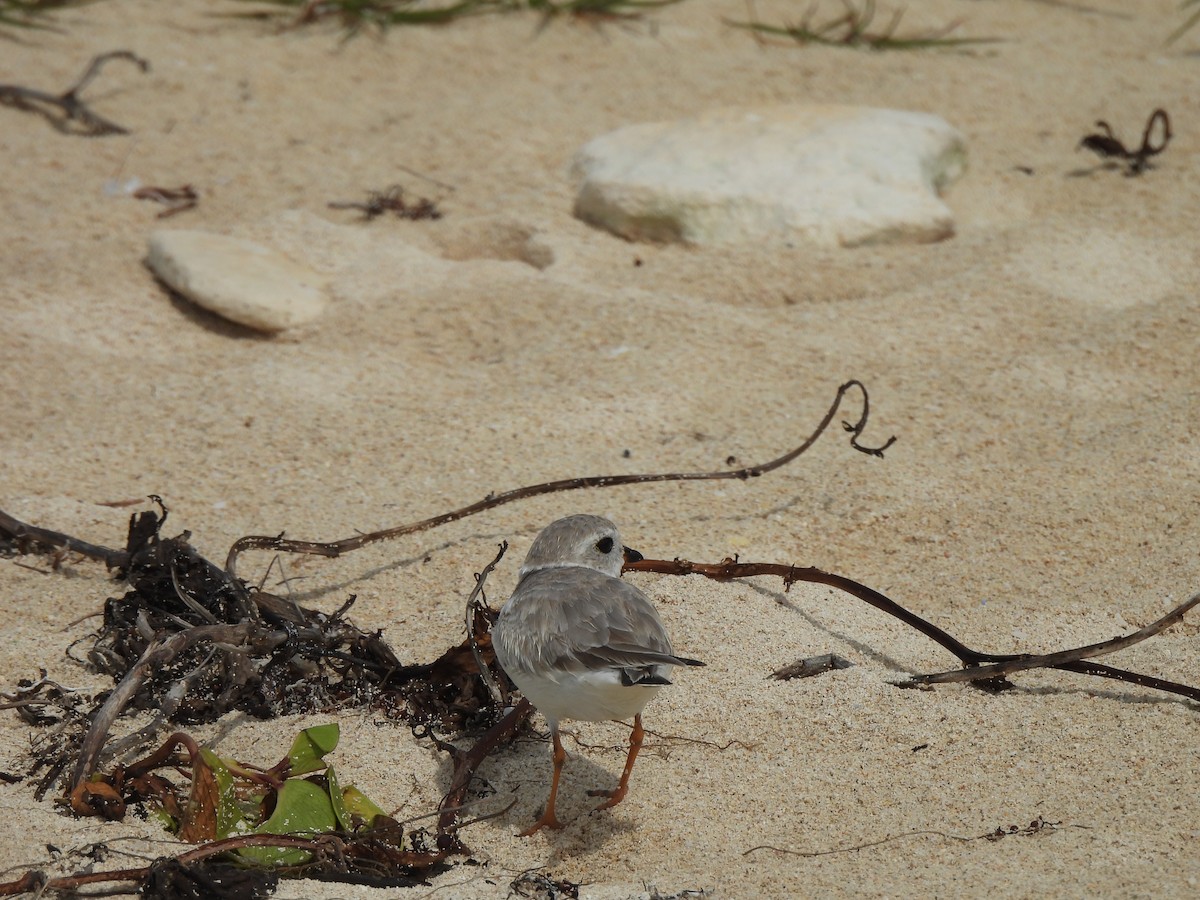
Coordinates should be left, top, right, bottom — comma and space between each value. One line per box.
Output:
224, 380, 893, 579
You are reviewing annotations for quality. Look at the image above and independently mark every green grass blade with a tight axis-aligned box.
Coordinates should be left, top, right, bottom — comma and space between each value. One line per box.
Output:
1166, 0, 1200, 46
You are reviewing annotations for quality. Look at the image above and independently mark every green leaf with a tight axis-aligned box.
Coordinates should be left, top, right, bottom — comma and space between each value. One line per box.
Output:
341, 785, 389, 829
286, 723, 340, 776
326, 766, 388, 831
240, 778, 338, 866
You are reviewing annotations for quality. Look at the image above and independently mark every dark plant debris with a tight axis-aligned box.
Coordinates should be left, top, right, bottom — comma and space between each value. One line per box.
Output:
983, 816, 1061, 842
726, 0, 1001, 51
744, 814, 1073, 857
0, 50, 149, 135
510, 870, 582, 899
328, 184, 442, 221
1078, 108, 1171, 176
2, 379, 1198, 888
133, 184, 199, 218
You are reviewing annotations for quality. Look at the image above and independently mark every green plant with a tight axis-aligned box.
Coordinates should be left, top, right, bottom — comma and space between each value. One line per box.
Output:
1166, 0, 1200, 46
0, 0, 85, 34
230, 0, 684, 33
726, 0, 1001, 51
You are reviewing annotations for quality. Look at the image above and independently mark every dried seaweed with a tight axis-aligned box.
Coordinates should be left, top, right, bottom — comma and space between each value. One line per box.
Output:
328, 184, 443, 221
3, 376, 1197, 883
1077, 108, 1171, 176
0, 496, 515, 811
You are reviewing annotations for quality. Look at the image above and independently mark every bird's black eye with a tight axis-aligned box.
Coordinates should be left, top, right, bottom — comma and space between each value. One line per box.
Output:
596, 536, 615, 554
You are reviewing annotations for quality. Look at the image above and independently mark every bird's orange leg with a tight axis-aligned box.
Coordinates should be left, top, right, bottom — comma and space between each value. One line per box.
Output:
588, 714, 645, 811
520, 727, 567, 836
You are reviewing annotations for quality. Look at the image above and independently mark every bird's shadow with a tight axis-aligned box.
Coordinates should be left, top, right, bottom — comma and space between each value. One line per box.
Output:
433, 724, 644, 847
747, 581, 915, 674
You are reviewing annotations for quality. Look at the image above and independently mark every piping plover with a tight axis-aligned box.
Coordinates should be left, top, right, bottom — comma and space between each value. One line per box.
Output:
491, 514, 703, 834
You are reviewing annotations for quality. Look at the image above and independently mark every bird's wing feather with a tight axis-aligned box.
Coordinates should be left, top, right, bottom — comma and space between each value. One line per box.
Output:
494, 566, 695, 677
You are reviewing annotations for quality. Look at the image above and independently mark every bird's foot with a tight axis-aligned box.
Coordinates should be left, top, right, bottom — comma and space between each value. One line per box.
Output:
587, 784, 628, 812
518, 810, 565, 836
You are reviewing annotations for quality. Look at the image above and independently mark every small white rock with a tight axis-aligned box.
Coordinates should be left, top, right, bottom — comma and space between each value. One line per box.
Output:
571, 105, 967, 248
146, 230, 328, 332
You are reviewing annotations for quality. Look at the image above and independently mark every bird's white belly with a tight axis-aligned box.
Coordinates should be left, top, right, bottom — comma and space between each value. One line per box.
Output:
513, 667, 668, 726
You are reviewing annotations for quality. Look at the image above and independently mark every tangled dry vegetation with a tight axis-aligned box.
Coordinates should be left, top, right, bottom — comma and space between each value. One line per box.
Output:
1, 381, 1198, 895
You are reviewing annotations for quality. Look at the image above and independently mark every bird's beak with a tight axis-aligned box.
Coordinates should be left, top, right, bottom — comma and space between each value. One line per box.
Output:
623, 545, 644, 564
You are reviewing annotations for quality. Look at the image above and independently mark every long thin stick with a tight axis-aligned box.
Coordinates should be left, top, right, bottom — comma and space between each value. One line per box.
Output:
466, 542, 509, 708
224, 380, 893, 579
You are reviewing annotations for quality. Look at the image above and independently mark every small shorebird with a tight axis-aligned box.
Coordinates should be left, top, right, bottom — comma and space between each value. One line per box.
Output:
491, 514, 704, 835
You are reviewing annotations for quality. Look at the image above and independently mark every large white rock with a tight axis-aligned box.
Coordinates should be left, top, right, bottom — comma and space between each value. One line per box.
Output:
146, 230, 328, 332
571, 105, 967, 248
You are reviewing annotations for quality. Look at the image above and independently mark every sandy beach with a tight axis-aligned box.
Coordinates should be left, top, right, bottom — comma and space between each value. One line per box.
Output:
2, 0, 1199, 895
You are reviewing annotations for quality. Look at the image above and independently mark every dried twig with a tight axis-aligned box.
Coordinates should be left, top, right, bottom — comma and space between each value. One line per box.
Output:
432, 698, 534, 846
0, 50, 149, 135
466, 542, 509, 709
0, 506, 129, 567
0, 382, 887, 581
908, 591, 1200, 691
743, 816, 1069, 858
627, 557, 1200, 702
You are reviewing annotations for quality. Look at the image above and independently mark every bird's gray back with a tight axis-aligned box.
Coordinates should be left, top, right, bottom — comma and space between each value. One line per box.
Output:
493, 566, 677, 677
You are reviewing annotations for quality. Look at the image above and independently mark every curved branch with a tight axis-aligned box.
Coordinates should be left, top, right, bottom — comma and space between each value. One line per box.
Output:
225, 380, 894, 579
625, 558, 983, 665
435, 698, 533, 845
